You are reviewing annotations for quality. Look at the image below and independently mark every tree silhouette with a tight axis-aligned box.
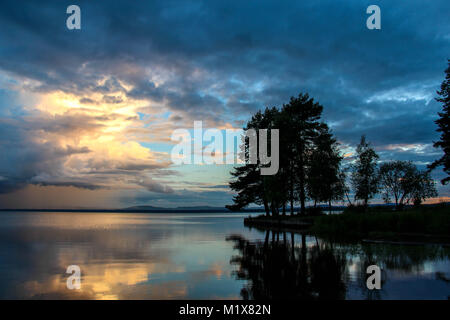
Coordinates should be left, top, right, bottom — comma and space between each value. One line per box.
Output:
281, 94, 324, 215
429, 60, 450, 185
227, 107, 280, 216
379, 160, 437, 209
307, 126, 345, 211
228, 93, 337, 215
351, 135, 379, 207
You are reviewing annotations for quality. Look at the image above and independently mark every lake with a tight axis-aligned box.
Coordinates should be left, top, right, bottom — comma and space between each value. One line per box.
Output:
0, 211, 448, 299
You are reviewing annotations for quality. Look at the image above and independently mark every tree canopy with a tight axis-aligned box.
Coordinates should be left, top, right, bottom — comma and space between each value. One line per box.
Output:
350, 135, 379, 206
379, 160, 437, 209
429, 60, 450, 185
228, 93, 344, 216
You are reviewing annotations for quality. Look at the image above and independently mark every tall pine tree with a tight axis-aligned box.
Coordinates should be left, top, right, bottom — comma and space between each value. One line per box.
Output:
227, 108, 281, 216
282, 94, 324, 215
307, 126, 345, 210
429, 60, 450, 185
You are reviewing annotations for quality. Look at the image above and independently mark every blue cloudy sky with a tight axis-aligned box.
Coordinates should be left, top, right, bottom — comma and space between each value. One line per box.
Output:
0, 0, 448, 208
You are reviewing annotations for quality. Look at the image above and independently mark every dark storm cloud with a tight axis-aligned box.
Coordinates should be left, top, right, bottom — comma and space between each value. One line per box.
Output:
335, 99, 441, 146
31, 181, 103, 190
0, 117, 94, 193
136, 177, 175, 194
12, 4, 450, 122
1, 1, 448, 120
0, 0, 449, 201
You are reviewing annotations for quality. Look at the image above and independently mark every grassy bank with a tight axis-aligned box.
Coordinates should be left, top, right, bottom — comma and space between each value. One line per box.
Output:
244, 213, 317, 230
311, 204, 450, 242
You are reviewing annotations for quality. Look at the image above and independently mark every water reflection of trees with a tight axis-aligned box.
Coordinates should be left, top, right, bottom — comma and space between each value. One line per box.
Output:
344, 241, 450, 300
227, 231, 347, 300
227, 231, 450, 300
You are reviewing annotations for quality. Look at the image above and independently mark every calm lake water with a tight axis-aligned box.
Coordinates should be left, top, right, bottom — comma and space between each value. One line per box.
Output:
0, 211, 448, 300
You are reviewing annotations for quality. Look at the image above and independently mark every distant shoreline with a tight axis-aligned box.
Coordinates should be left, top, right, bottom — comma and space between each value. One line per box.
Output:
0, 202, 447, 214
0, 208, 264, 214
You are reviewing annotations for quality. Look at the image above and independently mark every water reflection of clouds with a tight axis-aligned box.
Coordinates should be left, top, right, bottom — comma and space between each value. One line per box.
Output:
0, 211, 247, 299
1, 212, 448, 299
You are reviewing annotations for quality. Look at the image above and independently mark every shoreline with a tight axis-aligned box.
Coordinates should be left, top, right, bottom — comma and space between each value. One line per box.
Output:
244, 205, 450, 245
244, 215, 313, 229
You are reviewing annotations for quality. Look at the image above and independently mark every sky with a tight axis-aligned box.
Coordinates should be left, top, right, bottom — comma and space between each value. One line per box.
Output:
0, 0, 449, 209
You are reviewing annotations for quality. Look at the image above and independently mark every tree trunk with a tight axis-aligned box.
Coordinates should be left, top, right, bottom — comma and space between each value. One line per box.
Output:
290, 162, 294, 215
263, 196, 270, 217
299, 149, 306, 215
299, 180, 306, 214
300, 166, 306, 215
271, 201, 279, 217
399, 194, 406, 210
264, 230, 270, 249
345, 190, 353, 206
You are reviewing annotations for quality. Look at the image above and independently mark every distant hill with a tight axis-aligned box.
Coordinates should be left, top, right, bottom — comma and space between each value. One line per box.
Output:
123, 205, 166, 211
124, 205, 225, 211
0, 206, 262, 213
122, 205, 238, 213
2, 202, 447, 213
